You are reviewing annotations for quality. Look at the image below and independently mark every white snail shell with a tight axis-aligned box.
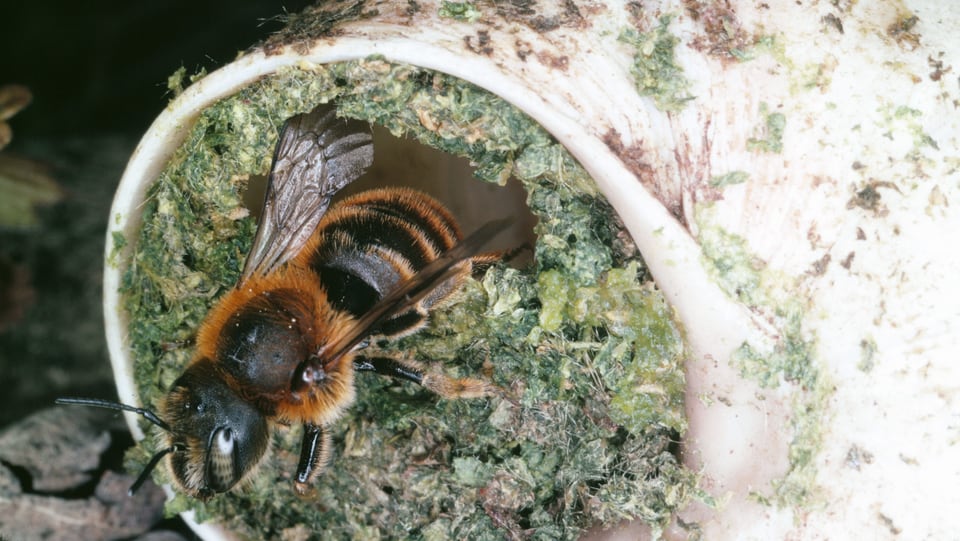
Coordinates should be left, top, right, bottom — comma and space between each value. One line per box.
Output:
105, 1, 960, 539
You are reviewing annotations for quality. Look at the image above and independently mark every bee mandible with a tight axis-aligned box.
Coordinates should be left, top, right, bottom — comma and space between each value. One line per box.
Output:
59, 103, 512, 499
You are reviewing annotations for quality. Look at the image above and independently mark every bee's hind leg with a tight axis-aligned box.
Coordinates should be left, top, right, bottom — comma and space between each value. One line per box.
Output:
353, 357, 498, 399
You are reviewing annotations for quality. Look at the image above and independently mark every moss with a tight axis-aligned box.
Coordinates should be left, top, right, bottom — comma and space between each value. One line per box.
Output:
709, 170, 749, 188
880, 104, 940, 154
619, 16, 694, 112
106, 231, 126, 267
536, 263, 685, 434
747, 102, 786, 154
730, 34, 786, 64
438, 1, 481, 23
120, 58, 691, 539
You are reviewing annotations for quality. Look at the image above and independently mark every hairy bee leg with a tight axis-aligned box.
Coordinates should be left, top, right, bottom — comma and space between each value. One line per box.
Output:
470, 242, 533, 277
354, 357, 497, 399
294, 423, 331, 495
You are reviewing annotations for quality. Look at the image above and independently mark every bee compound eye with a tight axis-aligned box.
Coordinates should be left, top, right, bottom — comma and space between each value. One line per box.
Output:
205, 426, 240, 493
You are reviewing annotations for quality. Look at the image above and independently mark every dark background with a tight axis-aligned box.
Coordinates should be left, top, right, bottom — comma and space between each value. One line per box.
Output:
0, 0, 313, 428
3, 2, 312, 138
0, 4, 313, 538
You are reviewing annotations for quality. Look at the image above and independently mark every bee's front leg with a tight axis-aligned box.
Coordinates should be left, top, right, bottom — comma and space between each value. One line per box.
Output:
353, 356, 498, 399
293, 423, 331, 495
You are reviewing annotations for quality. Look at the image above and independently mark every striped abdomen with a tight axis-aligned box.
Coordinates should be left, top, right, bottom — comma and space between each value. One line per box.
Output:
295, 187, 468, 337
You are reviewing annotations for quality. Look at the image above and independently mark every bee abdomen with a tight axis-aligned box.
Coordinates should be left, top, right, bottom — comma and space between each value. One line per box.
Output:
302, 188, 466, 337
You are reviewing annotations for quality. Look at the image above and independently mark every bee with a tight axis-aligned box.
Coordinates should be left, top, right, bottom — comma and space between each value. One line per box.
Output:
58, 104, 512, 499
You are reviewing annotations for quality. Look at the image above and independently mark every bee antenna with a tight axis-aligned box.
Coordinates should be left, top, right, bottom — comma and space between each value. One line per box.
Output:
128, 446, 177, 496
55, 397, 171, 432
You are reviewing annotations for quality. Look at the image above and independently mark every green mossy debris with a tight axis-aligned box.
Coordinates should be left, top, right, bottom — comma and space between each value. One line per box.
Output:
709, 171, 749, 188
747, 102, 786, 154
438, 1, 481, 23
120, 58, 692, 539
620, 16, 694, 112
730, 34, 785, 64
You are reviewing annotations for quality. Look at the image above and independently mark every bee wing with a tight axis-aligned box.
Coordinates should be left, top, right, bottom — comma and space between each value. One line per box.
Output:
241, 105, 374, 282
324, 218, 513, 365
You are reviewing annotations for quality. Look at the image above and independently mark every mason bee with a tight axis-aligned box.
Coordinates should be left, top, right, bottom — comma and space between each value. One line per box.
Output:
59, 104, 511, 499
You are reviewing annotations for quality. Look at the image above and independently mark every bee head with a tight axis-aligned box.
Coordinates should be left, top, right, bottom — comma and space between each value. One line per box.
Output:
162, 358, 270, 499
56, 358, 270, 499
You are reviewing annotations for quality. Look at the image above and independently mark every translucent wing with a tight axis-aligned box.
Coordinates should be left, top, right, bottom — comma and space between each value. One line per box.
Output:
323, 218, 513, 366
241, 104, 374, 281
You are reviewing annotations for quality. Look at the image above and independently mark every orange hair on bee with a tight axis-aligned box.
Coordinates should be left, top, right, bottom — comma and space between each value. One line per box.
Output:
194, 267, 325, 362
193, 266, 360, 427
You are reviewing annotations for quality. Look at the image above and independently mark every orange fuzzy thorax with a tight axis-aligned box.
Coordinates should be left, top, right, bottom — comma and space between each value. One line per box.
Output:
192, 266, 360, 426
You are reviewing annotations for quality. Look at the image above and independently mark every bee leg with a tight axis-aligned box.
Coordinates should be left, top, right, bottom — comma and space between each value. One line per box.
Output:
354, 356, 423, 384
294, 423, 331, 495
470, 242, 533, 277
353, 356, 497, 399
